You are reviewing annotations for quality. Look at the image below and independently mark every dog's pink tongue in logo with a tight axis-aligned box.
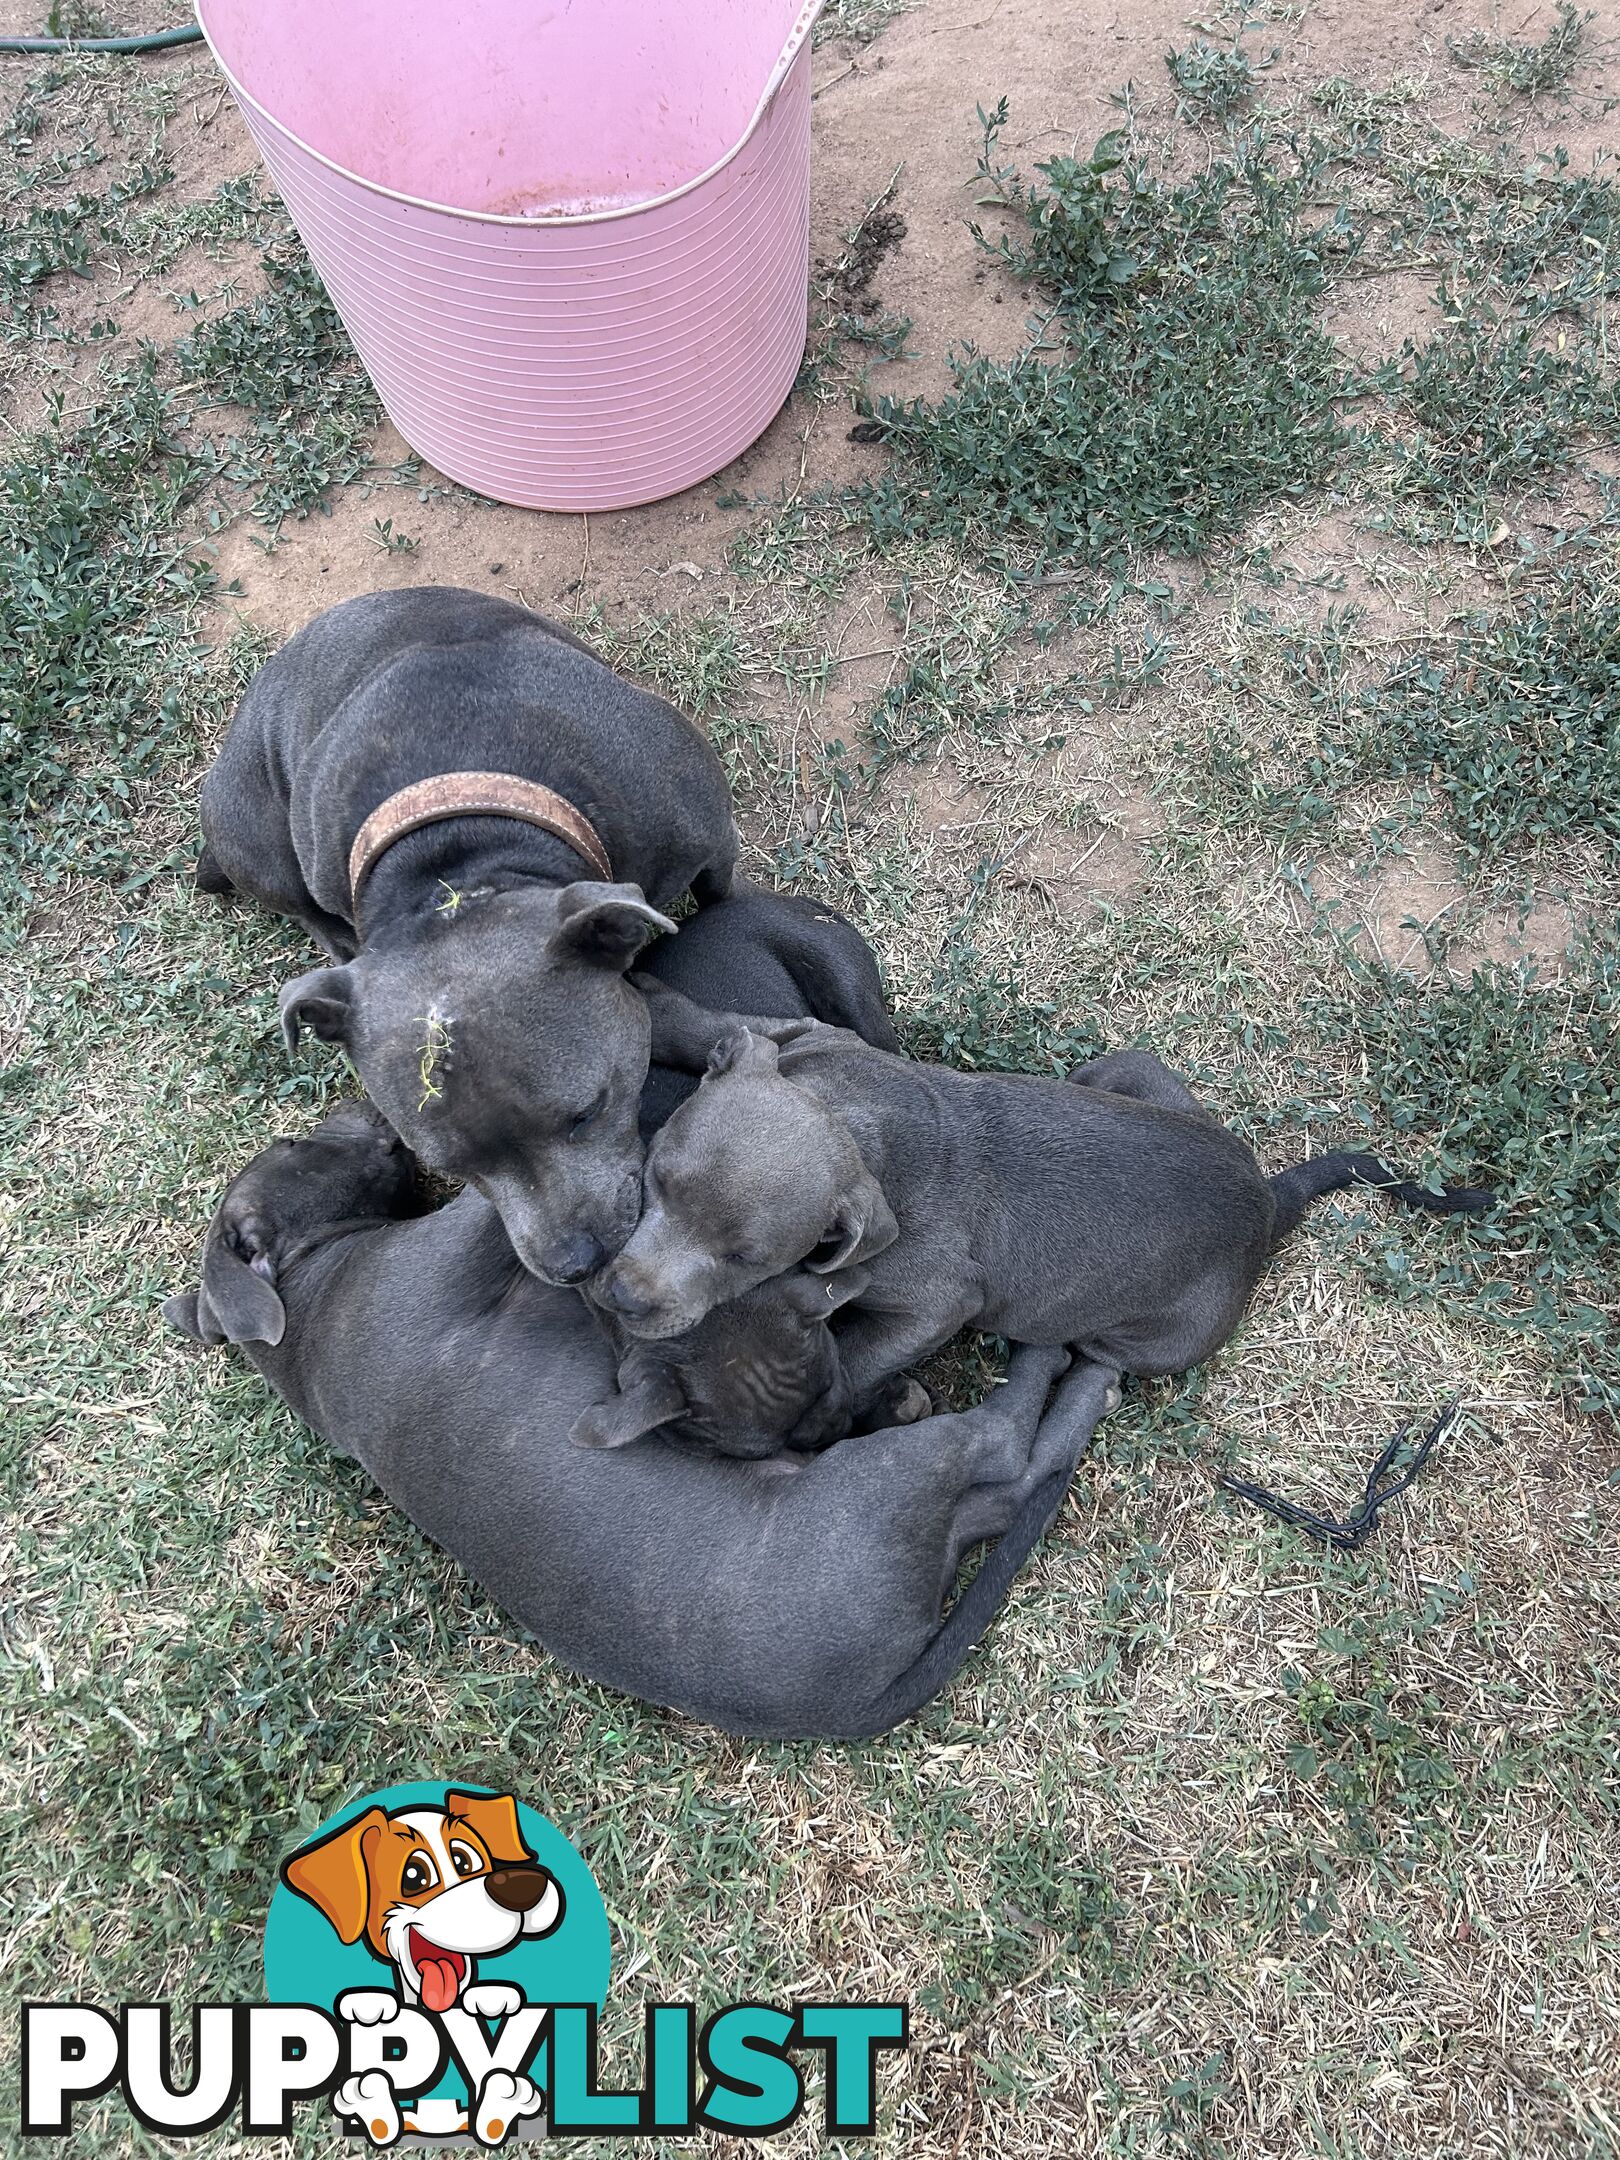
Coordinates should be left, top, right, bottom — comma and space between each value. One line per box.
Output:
410, 1932, 465, 2012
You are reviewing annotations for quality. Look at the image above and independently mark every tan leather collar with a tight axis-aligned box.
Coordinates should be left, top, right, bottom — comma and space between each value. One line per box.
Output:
348, 772, 613, 905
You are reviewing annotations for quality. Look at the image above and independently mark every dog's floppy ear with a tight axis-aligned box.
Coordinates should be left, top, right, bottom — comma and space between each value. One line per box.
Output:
776, 1265, 872, 1320
806, 1167, 899, 1275
446, 1790, 534, 1867
197, 1234, 287, 1346
706, 1025, 781, 1081
569, 1369, 687, 1450
281, 1805, 389, 1944
161, 1290, 207, 1342
555, 883, 676, 972
279, 965, 356, 1052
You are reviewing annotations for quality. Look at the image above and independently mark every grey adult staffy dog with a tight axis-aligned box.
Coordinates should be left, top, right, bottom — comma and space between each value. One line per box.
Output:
195, 585, 738, 1285
161, 1104, 1117, 1741
597, 1024, 1493, 1399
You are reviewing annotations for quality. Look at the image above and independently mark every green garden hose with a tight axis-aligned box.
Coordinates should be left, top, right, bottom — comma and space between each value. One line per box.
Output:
0, 24, 201, 51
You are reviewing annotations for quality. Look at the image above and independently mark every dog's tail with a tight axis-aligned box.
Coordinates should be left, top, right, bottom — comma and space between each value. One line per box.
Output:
1269, 1151, 1494, 1250
833, 1385, 1111, 1742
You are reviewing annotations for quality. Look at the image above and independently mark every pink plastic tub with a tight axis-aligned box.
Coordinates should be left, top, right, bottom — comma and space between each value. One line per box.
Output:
195, 0, 824, 511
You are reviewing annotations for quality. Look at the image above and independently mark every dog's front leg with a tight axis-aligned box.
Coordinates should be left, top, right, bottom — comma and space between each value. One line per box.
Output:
462, 1981, 524, 2020
634, 975, 824, 1072
832, 1294, 976, 1406
336, 1988, 402, 2027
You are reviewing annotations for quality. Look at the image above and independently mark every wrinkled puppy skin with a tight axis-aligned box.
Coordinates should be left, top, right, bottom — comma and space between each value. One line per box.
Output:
596, 1029, 897, 1340
574, 1268, 874, 1459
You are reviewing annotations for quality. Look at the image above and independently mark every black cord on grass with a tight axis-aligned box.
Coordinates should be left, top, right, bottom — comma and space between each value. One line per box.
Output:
0, 24, 201, 51
1220, 1402, 1461, 1550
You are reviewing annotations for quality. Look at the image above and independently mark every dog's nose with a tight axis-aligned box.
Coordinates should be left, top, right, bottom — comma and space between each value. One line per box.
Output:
486, 1865, 550, 1914
600, 1271, 655, 1321
540, 1232, 606, 1285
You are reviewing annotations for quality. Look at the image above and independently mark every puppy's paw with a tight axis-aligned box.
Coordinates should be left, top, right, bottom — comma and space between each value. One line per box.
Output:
754, 1015, 826, 1046
474, 2068, 543, 2147
462, 1981, 524, 2020
889, 1378, 934, 1425
1104, 1381, 1123, 1414
336, 1988, 401, 2027
335, 2069, 401, 2146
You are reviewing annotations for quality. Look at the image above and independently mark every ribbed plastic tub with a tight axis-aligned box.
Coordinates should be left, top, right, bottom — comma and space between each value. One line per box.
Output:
194, 0, 824, 511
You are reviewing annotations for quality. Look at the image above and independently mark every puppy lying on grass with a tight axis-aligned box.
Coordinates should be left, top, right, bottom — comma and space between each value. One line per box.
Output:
573, 1265, 929, 1457
596, 1022, 1494, 1405
579, 886, 913, 1458
163, 1103, 1117, 1741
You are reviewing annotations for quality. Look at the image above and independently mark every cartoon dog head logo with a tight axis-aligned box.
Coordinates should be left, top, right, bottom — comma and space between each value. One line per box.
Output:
281, 1789, 565, 2015
265, 1781, 610, 2147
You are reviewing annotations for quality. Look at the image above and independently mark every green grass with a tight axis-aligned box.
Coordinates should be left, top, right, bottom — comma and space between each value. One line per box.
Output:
1448, 1, 1590, 96
852, 109, 1354, 571
813, 0, 913, 47
1380, 310, 1620, 535
1165, 39, 1263, 120
1377, 553, 1620, 858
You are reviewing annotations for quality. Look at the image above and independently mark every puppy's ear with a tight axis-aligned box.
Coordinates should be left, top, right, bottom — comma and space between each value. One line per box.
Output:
706, 1025, 781, 1080
279, 965, 356, 1052
569, 1369, 687, 1450
776, 1265, 872, 1319
805, 1167, 899, 1275
161, 1290, 207, 1342
446, 1790, 534, 1868
555, 883, 676, 972
198, 1236, 287, 1346
281, 1805, 389, 1944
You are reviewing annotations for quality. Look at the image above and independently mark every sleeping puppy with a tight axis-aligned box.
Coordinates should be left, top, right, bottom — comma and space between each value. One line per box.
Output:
574, 1268, 931, 1459
595, 1025, 1494, 1403
575, 884, 911, 1457
196, 586, 738, 1286
570, 1269, 866, 1457
161, 1105, 1119, 1741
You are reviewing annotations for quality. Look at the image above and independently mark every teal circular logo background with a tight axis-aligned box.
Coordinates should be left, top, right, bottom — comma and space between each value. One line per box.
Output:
263, 1778, 610, 2113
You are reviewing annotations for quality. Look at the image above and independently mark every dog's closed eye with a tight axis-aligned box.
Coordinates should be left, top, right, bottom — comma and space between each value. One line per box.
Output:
567, 1089, 608, 1138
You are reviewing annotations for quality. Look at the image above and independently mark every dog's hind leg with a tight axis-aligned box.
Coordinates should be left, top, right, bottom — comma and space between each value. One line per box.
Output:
195, 842, 234, 895
1066, 1048, 1211, 1119
944, 1359, 1119, 1565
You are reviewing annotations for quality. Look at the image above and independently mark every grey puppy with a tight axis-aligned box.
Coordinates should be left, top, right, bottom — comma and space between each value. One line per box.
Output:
569, 1267, 874, 1458
161, 1104, 1118, 1742
597, 1023, 1493, 1397
632, 882, 898, 1137
584, 884, 910, 1458
196, 585, 737, 1284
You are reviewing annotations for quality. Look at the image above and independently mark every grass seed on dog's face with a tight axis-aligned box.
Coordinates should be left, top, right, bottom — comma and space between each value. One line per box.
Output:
284, 886, 671, 1287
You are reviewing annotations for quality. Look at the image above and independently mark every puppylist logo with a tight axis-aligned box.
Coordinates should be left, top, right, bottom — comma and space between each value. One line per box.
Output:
21, 1779, 907, 2147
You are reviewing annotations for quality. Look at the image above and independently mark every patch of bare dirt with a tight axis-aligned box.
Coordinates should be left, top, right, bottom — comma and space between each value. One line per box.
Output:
1319, 840, 1579, 979
1323, 266, 1446, 366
